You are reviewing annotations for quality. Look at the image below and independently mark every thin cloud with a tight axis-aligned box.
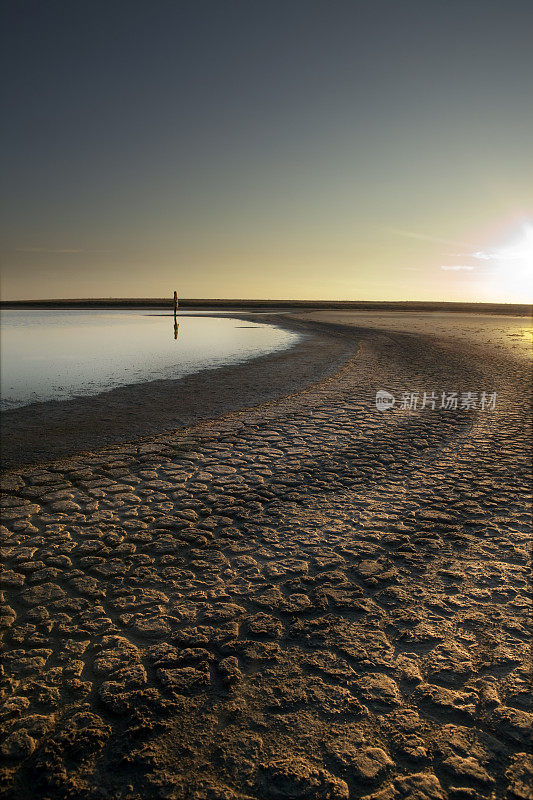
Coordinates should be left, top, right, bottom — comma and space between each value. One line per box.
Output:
15, 247, 111, 254
441, 265, 475, 271
16, 247, 85, 254
453, 250, 497, 261
384, 227, 471, 247
471, 248, 526, 262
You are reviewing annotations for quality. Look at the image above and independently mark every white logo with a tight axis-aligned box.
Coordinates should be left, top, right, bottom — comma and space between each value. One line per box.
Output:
376, 390, 396, 411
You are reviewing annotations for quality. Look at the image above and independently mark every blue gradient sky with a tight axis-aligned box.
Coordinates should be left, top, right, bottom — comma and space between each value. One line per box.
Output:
1, 0, 532, 301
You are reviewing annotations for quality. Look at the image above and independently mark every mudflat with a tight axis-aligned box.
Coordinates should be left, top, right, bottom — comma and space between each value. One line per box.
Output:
0, 315, 355, 471
0, 311, 531, 799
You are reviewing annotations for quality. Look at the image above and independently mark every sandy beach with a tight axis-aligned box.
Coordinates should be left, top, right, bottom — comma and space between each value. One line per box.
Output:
0, 310, 531, 800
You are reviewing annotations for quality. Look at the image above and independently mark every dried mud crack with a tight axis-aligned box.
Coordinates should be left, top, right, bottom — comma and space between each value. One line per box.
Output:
0, 315, 531, 800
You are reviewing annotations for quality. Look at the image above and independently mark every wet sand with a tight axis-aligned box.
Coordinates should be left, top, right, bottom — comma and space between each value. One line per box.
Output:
0, 311, 531, 800
0, 315, 355, 471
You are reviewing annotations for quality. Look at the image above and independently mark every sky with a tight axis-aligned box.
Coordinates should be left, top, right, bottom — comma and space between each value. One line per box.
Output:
1, 0, 532, 302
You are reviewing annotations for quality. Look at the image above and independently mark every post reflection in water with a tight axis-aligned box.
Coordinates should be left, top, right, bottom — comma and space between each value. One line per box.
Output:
173, 291, 179, 339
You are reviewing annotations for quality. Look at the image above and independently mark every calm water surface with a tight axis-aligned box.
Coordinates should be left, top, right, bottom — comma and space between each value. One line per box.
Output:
0, 310, 300, 409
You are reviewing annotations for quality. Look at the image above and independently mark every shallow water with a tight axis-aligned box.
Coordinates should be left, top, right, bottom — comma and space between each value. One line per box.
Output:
0, 309, 300, 409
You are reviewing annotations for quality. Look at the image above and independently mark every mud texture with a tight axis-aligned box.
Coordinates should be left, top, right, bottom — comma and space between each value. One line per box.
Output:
0, 313, 531, 800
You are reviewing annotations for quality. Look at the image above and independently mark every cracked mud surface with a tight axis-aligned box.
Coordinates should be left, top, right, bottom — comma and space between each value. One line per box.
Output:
0, 312, 531, 800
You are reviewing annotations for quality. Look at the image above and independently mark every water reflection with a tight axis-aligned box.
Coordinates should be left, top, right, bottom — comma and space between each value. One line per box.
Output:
0, 309, 300, 409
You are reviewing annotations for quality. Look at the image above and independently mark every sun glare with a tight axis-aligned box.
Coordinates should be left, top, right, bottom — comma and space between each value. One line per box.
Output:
490, 223, 533, 302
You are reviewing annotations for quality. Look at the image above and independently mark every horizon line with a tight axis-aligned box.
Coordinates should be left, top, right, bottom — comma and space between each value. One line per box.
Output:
1, 297, 531, 309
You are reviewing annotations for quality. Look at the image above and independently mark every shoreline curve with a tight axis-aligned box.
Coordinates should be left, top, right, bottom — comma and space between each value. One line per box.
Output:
0, 314, 358, 472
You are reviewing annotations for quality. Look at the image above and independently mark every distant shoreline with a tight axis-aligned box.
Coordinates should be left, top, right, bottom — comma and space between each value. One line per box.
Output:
1, 298, 531, 315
